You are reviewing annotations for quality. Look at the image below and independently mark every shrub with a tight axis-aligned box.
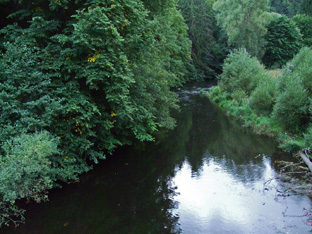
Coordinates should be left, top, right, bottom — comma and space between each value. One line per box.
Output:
278, 133, 304, 152
272, 74, 309, 132
249, 74, 277, 115
283, 47, 312, 93
0, 132, 59, 226
263, 15, 302, 68
231, 90, 247, 105
218, 49, 266, 95
208, 86, 227, 103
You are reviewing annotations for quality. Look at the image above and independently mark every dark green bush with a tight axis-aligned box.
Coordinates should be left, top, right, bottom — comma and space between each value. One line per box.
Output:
263, 15, 302, 68
293, 14, 312, 47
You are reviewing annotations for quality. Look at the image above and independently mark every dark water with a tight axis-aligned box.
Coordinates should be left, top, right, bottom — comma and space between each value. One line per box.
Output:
4, 82, 312, 233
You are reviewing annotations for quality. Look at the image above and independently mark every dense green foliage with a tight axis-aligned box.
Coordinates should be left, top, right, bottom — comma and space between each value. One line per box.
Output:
300, 0, 312, 16
0, 0, 192, 226
0, 132, 58, 226
269, 0, 301, 16
293, 14, 312, 47
213, 0, 269, 58
273, 47, 312, 132
269, 0, 312, 17
263, 15, 302, 68
218, 49, 266, 94
249, 74, 277, 114
284, 47, 312, 93
179, 0, 228, 79
273, 74, 309, 132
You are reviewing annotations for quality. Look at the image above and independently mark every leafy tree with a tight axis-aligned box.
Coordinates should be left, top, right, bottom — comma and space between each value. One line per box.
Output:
269, 0, 312, 16
269, 0, 290, 15
293, 14, 312, 46
131, 4, 191, 129
213, 0, 269, 58
269, 47, 312, 133
262, 15, 302, 68
288, 0, 302, 16
218, 49, 266, 95
141, 0, 176, 14
179, 0, 228, 78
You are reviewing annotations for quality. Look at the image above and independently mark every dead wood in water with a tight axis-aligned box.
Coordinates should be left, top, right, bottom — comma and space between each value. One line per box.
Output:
299, 149, 312, 173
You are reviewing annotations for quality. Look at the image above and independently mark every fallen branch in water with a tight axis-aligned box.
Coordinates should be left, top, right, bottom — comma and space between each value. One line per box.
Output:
274, 156, 312, 196
278, 161, 302, 173
299, 149, 312, 173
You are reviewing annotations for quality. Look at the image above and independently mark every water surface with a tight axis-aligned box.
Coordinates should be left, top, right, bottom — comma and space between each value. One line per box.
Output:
4, 82, 312, 233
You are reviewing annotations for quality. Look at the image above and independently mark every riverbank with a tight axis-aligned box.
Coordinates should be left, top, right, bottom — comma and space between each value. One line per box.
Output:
207, 85, 312, 177
208, 86, 300, 150
206, 85, 312, 198
208, 48, 312, 157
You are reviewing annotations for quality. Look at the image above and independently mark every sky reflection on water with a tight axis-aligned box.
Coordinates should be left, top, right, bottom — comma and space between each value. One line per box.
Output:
172, 155, 311, 234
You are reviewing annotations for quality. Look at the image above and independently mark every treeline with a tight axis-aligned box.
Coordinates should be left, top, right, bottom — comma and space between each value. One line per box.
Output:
0, 0, 192, 226
209, 0, 312, 153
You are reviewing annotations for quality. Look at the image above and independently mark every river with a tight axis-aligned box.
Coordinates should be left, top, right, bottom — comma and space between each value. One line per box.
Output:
4, 82, 312, 233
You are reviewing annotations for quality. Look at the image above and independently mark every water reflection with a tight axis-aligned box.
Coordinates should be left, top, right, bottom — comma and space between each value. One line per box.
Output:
4, 147, 181, 234
3, 82, 311, 233
173, 156, 311, 233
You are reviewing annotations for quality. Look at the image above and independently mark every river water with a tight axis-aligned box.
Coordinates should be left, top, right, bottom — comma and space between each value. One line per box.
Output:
4, 82, 312, 233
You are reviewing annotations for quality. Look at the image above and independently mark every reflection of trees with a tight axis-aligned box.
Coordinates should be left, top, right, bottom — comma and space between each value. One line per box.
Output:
205, 107, 277, 162
6, 144, 182, 233
201, 101, 290, 182
150, 94, 194, 172
173, 86, 287, 183
156, 84, 285, 184
184, 95, 219, 173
